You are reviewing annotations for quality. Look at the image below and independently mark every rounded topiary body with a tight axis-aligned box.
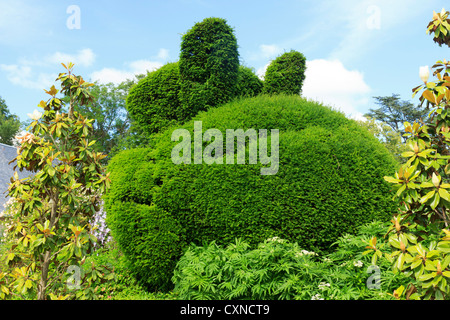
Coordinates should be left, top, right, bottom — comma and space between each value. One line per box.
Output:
126, 62, 181, 135
105, 95, 399, 291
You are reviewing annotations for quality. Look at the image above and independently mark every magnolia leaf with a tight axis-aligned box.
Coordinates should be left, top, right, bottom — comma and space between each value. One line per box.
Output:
396, 184, 407, 197
402, 151, 415, 158
420, 182, 434, 188
418, 272, 435, 282
47, 166, 56, 177
384, 176, 402, 184
439, 188, 450, 201
423, 90, 436, 104
420, 190, 436, 203
430, 193, 441, 209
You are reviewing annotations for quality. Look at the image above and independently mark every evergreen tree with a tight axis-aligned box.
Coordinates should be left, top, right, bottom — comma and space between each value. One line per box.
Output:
364, 94, 428, 139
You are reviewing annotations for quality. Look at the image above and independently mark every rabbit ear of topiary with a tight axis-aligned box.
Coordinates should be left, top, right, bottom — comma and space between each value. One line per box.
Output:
179, 17, 240, 113
263, 50, 307, 96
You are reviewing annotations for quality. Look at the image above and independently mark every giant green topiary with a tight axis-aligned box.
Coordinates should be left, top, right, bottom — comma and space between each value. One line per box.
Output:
179, 17, 239, 114
126, 62, 182, 135
104, 94, 399, 291
263, 50, 307, 95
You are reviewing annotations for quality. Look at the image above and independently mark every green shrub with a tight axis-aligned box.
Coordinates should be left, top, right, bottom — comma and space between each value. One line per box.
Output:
126, 62, 182, 135
236, 65, 263, 98
179, 17, 239, 113
104, 94, 399, 291
104, 149, 186, 291
263, 50, 307, 95
172, 238, 325, 300
172, 221, 407, 300
86, 241, 178, 300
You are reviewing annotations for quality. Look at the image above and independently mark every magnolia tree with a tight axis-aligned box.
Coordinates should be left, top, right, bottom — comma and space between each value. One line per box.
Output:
364, 9, 450, 300
0, 63, 113, 300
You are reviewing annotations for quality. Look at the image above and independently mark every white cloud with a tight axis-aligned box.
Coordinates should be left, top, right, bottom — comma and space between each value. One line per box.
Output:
301, 59, 371, 120
0, 48, 96, 90
0, 64, 56, 90
259, 44, 282, 59
256, 62, 270, 80
248, 44, 283, 63
156, 48, 170, 60
90, 60, 163, 84
47, 48, 96, 67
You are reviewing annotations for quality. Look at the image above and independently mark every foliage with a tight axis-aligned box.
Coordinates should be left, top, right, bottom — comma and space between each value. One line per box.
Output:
0, 63, 112, 300
179, 17, 239, 114
0, 96, 21, 145
236, 65, 263, 98
126, 62, 182, 136
172, 221, 405, 300
84, 240, 177, 300
364, 94, 428, 140
172, 238, 324, 300
357, 116, 408, 163
427, 9, 450, 48
104, 94, 399, 291
104, 149, 186, 291
71, 81, 131, 159
376, 11, 450, 299
263, 50, 306, 95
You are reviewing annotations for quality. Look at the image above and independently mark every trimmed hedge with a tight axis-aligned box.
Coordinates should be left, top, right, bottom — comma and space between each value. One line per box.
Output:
179, 17, 239, 113
236, 65, 263, 98
263, 50, 307, 95
126, 62, 181, 135
104, 94, 399, 291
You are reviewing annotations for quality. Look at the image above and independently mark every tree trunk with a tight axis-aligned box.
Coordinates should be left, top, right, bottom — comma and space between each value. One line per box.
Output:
37, 251, 51, 300
38, 196, 58, 300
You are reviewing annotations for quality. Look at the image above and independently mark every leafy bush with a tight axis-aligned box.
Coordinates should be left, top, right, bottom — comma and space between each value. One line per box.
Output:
126, 62, 182, 135
172, 221, 407, 300
374, 9, 450, 300
263, 50, 306, 95
86, 240, 178, 300
236, 65, 263, 98
105, 150, 186, 291
104, 94, 399, 291
172, 238, 324, 300
179, 17, 239, 113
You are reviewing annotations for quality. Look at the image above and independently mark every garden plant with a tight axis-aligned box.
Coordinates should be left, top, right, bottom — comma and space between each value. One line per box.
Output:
364, 8, 450, 300
0, 63, 114, 300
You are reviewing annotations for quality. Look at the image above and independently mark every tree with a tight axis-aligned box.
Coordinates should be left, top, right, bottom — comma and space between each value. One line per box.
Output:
0, 96, 21, 145
427, 9, 450, 48
263, 50, 307, 95
0, 63, 113, 300
357, 116, 408, 163
365, 8, 450, 300
364, 94, 428, 139
72, 81, 131, 158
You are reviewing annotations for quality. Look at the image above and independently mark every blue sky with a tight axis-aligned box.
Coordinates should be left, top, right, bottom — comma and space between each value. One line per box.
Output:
0, 0, 449, 123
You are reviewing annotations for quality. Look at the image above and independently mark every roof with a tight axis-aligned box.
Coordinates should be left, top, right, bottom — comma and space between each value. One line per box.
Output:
0, 143, 33, 210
